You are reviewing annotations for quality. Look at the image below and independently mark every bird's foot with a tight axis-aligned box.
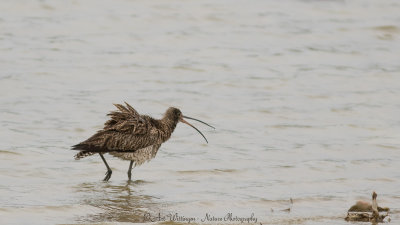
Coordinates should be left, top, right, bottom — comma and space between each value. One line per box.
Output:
103, 170, 112, 181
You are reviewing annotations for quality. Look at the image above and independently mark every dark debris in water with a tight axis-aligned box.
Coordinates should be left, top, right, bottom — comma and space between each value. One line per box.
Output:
345, 212, 390, 223
345, 192, 391, 223
0, 150, 21, 155
271, 198, 293, 213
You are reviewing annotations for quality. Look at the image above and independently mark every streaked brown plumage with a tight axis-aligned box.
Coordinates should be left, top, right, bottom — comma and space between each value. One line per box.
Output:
72, 102, 214, 181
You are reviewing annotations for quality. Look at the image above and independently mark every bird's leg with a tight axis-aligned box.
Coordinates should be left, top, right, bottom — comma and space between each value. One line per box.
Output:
127, 160, 134, 180
99, 153, 112, 181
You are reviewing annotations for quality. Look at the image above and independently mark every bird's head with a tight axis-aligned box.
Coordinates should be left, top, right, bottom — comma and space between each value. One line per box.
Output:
165, 107, 182, 122
165, 107, 215, 143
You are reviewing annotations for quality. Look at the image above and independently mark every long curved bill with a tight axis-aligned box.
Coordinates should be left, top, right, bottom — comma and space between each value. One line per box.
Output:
183, 116, 215, 129
180, 118, 209, 143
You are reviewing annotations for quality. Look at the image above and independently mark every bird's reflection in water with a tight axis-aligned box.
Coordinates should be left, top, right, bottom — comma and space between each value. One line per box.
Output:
73, 180, 160, 223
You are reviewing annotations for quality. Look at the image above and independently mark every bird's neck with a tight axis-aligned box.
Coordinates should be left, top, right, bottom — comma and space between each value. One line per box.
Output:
159, 118, 178, 142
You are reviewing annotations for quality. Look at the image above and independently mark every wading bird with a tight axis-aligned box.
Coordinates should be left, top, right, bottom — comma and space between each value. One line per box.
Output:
72, 102, 214, 181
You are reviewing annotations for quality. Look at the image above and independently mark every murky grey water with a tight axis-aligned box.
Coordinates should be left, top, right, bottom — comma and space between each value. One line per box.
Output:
1, 0, 400, 224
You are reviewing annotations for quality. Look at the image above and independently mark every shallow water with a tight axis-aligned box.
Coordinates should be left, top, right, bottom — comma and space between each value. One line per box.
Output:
1, 0, 400, 224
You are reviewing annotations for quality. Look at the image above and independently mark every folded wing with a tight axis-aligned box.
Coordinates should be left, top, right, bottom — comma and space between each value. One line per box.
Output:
72, 102, 158, 154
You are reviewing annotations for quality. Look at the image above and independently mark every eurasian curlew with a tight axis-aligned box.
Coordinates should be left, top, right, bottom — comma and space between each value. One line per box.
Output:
72, 102, 214, 181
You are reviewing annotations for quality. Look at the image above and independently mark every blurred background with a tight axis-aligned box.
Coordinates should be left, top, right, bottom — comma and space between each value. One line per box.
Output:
0, 0, 399, 224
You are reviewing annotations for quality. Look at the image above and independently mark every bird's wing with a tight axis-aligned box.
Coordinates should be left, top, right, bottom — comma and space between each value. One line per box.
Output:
104, 102, 149, 135
72, 102, 161, 152
72, 129, 159, 153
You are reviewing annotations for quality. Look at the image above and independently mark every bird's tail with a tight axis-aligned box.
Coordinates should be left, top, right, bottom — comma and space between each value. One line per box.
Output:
74, 151, 97, 160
